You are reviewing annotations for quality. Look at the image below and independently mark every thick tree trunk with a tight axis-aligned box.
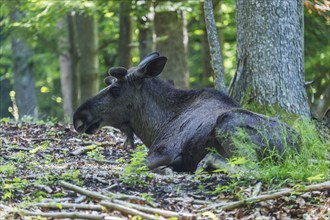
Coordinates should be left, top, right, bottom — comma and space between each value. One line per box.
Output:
203, 0, 227, 93
232, 0, 310, 117
154, 10, 189, 89
118, 2, 132, 67
75, 13, 99, 104
10, 11, 38, 119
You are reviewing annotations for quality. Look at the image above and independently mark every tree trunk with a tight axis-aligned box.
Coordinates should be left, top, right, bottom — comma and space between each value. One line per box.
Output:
203, 0, 227, 93
58, 18, 73, 120
232, 0, 310, 117
118, 1, 132, 67
67, 13, 80, 109
200, 2, 213, 85
10, 11, 38, 119
75, 13, 99, 104
154, 10, 189, 89
138, 2, 155, 60
0, 78, 12, 118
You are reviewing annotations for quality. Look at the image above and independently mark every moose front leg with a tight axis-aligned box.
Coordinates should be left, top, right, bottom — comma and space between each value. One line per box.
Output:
118, 124, 135, 149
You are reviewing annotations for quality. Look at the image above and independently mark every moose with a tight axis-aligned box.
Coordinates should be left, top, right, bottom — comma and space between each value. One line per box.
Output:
73, 52, 299, 172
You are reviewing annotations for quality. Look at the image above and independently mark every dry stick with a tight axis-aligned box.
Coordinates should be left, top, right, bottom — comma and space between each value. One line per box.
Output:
32, 202, 103, 211
17, 210, 104, 220
59, 181, 196, 219
60, 181, 109, 200
60, 181, 144, 202
200, 180, 330, 212
100, 201, 162, 220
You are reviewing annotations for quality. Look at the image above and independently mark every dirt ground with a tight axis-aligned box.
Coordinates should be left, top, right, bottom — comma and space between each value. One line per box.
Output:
0, 121, 329, 219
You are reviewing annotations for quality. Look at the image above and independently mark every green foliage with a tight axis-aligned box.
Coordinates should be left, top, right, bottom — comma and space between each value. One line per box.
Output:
119, 145, 152, 187
0, 163, 16, 176
229, 118, 329, 185
1, 0, 328, 120
60, 170, 82, 185
86, 146, 106, 161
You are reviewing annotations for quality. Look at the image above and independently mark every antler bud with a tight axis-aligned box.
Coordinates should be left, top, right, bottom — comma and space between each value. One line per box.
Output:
108, 67, 127, 82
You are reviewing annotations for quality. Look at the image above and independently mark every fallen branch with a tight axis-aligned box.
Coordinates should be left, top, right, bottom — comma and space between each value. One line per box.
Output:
60, 181, 147, 203
200, 180, 330, 211
60, 181, 196, 219
18, 210, 105, 220
113, 199, 196, 219
32, 202, 103, 211
60, 181, 109, 200
100, 201, 161, 220
0, 206, 104, 220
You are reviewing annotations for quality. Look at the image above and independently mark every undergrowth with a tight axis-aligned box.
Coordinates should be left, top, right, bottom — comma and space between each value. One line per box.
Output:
119, 145, 152, 187
229, 118, 329, 186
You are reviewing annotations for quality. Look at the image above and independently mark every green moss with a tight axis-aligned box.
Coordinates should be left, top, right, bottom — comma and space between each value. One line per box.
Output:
242, 101, 300, 126
238, 86, 301, 125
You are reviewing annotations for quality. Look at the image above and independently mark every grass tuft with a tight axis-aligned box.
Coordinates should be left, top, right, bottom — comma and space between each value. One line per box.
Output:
230, 118, 329, 185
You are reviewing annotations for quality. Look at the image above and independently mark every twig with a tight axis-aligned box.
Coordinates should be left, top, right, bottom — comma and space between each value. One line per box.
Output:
60, 181, 147, 202
200, 180, 330, 211
168, 197, 211, 205
90, 158, 119, 165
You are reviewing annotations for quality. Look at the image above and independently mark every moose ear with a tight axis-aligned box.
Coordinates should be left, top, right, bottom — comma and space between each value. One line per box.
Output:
141, 56, 167, 78
138, 52, 160, 68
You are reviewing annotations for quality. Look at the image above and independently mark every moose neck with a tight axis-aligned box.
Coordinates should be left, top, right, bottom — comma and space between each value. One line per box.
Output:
130, 78, 199, 147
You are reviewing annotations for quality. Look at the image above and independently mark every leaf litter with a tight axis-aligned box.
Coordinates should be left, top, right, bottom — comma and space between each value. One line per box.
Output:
0, 121, 329, 219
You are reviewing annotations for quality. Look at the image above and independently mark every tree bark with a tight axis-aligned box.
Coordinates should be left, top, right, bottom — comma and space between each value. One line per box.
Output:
200, 2, 213, 85
118, 1, 132, 67
75, 13, 99, 104
232, 0, 310, 117
203, 0, 227, 93
58, 18, 73, 120
154, 10, 189, 89
10, 11, 38, 119
67, 13, 81, 109
0, 78, 12, 118
138, 2, 155, 60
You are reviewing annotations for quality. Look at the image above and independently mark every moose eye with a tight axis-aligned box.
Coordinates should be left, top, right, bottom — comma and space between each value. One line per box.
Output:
109, 86, 121, 97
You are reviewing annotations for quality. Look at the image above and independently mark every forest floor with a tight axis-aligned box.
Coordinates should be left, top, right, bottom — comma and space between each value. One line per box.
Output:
0, 121, 329, 220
